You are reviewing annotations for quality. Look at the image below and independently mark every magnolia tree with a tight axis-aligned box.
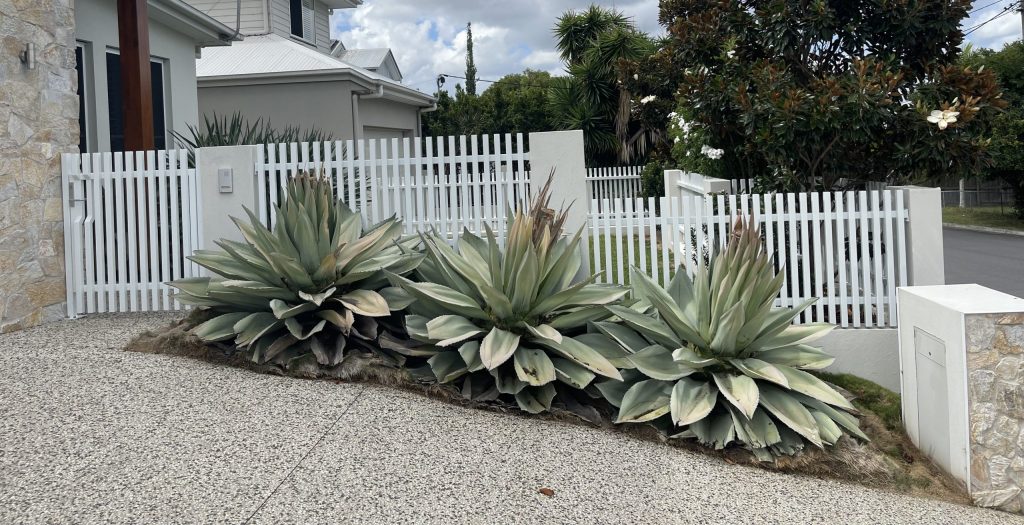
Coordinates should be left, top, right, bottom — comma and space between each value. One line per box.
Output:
627, 0, 1007, 191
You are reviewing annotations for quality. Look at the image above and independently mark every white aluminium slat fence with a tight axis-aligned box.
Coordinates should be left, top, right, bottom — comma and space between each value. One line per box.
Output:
586, 166, 642, 209
62, 150, 201, 317
255, 134, 531, 245
588, 190, 909, 328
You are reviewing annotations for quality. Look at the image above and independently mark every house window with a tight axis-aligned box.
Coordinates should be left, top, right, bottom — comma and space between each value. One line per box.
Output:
105, 51, 167, 152
290, 0, 315, 43
75, 44, 89, 153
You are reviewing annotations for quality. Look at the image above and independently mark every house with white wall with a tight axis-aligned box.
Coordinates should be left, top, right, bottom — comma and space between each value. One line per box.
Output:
74, 0, 237, 153
186, 0, 435, 141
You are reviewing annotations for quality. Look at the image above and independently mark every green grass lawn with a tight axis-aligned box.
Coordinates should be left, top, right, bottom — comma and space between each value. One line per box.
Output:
942, 206, 1024, 232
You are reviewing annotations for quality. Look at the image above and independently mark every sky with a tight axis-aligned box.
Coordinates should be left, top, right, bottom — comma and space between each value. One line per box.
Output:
331, 0, 1024, 95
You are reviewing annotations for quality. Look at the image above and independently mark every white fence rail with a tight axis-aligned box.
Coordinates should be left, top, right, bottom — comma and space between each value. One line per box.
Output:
586, 166, 642, 207
61, 150, 201, 316
588, 190, 909, 328
256, 134, 531, 245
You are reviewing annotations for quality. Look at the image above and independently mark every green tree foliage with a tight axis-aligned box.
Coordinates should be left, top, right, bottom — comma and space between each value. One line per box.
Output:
655, 0, 1007, 191
962, 42, 1024, 218
421, 71, 557, 137
551, 5, 659, 165
465, 22, 478, 96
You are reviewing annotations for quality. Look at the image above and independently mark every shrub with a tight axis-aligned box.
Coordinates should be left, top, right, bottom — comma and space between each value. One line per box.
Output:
388, 179, 630, 417
596, 218, 866, 459
170, 173, 422, 371
173, 112, 333, 159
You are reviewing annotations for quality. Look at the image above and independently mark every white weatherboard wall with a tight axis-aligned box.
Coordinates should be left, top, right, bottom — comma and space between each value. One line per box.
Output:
898, 285, 1024, 512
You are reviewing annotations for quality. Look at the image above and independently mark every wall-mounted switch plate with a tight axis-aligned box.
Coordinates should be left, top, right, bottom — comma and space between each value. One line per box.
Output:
218, 168, 233, 193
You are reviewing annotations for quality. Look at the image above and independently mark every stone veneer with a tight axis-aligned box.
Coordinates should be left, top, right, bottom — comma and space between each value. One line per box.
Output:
967, 312, 1024, 512
0, 0, 78, 331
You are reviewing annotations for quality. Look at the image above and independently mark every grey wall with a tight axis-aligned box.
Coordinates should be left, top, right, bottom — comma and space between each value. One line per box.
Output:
199, 81, 357, 139
198, 80, 423, 141
75, 0, 202, 152
268, 0, 332, 53
184, 0, 269, 35
0, 0, 79, 331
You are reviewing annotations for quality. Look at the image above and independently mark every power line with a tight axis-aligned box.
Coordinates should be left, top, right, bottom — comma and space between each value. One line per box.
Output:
970, 0, 1010, 15
436, 73, 552, 91
964, 0, 1021, 35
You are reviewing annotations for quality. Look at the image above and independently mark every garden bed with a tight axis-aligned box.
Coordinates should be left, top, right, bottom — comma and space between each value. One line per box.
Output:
127, 313, 972, 507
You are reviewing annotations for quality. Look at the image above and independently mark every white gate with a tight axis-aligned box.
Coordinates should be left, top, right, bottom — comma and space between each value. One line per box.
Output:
61, 150, 201, 317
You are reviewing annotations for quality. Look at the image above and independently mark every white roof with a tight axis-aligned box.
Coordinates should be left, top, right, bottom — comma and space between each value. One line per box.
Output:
334, 48, 391, 68
197, 34, 431, 104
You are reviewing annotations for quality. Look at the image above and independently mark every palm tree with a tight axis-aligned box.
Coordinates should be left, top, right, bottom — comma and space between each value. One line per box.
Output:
550, 5, 656, 164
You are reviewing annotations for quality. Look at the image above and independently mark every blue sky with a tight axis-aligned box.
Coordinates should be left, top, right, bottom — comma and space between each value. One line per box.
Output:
332, 1, 1024, 94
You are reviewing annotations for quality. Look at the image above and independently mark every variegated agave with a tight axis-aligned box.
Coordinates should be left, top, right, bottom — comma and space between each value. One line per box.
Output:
170, 173, 422, 370
387, 180, 630, 417
597, 219, 867, 459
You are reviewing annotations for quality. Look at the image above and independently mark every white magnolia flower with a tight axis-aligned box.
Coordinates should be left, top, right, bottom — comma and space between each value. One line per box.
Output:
639, 95, 657, 105
674, 137, 681, 143
927, 109, 959, 130
668, 111, 678, 119
701, 145, 724, 160
726, 49, 736, 59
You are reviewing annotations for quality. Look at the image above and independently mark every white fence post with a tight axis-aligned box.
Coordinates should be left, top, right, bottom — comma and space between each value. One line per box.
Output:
196, 145, 259, 251
528, 130, 589, 234
663, 169, 682, 199
891, 185, 944, 286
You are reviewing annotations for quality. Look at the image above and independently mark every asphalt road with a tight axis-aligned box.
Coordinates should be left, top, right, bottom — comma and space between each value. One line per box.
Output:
944, 227, 1024, 298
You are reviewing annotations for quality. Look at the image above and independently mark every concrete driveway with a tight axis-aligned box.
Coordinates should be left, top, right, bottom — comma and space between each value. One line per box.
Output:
945, 227, 1024, 298
0, 313, 1020, 524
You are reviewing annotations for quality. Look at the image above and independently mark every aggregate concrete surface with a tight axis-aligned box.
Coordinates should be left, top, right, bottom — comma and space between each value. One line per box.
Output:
1, 314, 1020, 524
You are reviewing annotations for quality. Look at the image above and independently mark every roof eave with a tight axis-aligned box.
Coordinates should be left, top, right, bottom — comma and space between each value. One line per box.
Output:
148, 0, 241, 47
197, 69, 436, 106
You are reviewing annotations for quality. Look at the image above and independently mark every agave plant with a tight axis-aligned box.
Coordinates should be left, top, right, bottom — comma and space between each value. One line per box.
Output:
596, 218, 866, 459
170, 173, 422, 370
386, 179, 630, 416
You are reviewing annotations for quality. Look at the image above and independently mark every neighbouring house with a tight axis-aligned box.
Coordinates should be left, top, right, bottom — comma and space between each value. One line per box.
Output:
186, 0, 436, 141
1, 0, 235, 331
75, 0, 237, 153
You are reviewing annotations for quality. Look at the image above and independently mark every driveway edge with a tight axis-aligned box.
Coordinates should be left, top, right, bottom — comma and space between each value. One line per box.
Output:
943, 223, 1024, 237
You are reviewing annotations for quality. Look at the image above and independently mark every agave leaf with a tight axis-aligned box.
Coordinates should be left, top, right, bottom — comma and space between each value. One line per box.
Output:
548, 306, 614, 330
298, 286, 337, 307
529, 282, 626, 317
378, 332, 438, 357
458, 340, 484, 372
262, 332, 299, 363
708, 302, 746, 356
795, 393, 868, 441
538, 336, 622, 380
592, 321, 650, 353
192, 312, 249, 342
750, 323, 835, 352
221, 280, 298, 301
428, 351, 470, 383
758, 384, 823, 448
756, 344, 836, 370
378, 286, 415, 311
811, 410, 843, 446
629, 345, 695, 381
388, 272, 488, 320
690, 411, 736, 450
513, 347, 557, 386
605, 304, 680, 349
712, 373, 759, 420
425, 315, 485, 347
629, 268, 705, 347
270, 299, 316, 320
616, 379, 673, 423
338, 289, 390, 317
284, 318, 327, 341
479, 327, 520, 370
551, 357, 597, 389
666, 267, 699, 325
671, 346, 717, 368
169, 277, 211, 297
670, 377, 718, 426
525, 323, 562, 344
491, 366, 527, 394
404, 314, 431, 341
730, 358, 790, 388
573, 333, 634, 368
233, 312, 282, 346
514, 383, 557, 414
775, 365, 854, 410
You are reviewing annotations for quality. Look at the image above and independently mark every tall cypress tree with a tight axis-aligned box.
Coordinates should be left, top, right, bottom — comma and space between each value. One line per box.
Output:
465, 22, 478, 96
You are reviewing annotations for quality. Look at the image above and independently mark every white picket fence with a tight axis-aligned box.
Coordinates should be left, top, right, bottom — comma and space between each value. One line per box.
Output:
588, 191, 910, 328
61, 150, 201, 317
586, 166, 642, 209
255, 134, 531, 245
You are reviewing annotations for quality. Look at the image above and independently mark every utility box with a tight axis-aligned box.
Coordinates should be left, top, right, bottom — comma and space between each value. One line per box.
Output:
898, 285, 1024, 512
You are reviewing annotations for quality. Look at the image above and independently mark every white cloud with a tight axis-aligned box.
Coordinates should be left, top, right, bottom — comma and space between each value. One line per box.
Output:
331, 0, 663, 93
332, 0, 1022, 94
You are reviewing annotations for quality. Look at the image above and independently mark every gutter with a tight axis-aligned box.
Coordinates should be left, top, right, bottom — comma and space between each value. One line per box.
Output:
416, 102, 438, 137
351, 84, 384, 142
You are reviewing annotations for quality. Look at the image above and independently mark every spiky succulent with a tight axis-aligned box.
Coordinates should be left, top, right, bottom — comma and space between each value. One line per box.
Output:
387, 180, 630, 416
170, 173, 422, 370
597, 219, 866, 459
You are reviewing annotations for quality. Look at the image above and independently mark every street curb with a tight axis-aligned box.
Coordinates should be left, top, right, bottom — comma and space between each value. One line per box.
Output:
943, 223, 1024, 237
